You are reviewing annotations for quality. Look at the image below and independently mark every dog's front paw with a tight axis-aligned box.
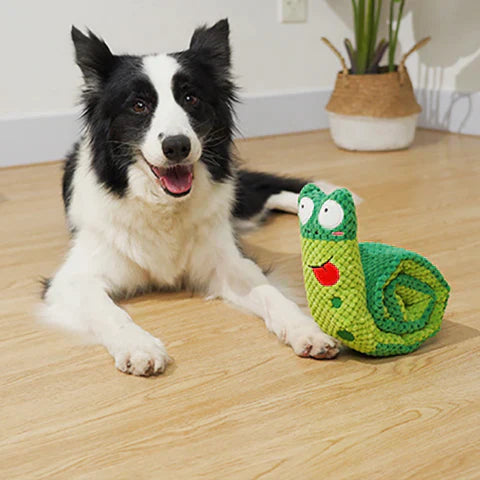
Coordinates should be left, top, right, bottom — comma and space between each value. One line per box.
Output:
287, 319, 340, 360
108, 323, 171, 376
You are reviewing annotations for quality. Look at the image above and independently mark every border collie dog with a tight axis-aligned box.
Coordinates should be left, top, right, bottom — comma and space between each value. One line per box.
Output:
42, 19, 340, 376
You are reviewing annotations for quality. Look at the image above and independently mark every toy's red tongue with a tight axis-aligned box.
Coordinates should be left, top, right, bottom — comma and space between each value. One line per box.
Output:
152, 165, 193, 195
311, 262, 340, 286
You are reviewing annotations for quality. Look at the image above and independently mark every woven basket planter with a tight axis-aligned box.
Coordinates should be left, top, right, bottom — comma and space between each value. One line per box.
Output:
323, 38, 429, 151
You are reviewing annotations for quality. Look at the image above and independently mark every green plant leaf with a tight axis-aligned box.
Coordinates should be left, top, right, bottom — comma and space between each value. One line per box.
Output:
366, 0, 375, 66
351, 0, 359, 54
357, 0, 367, 73
388, 0, 405, 71
367, 39, 389, 72
372, 0, 383, 58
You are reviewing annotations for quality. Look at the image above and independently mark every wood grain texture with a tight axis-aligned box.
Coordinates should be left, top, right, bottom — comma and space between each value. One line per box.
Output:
0, 129, 479, 480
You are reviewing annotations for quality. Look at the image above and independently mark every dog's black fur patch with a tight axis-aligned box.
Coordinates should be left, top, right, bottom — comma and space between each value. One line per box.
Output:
172, 19, 237, 182
71, 27, 158, 198
62, 142, 79, 212
40, 277, 51, 299
234, 170, 308, 219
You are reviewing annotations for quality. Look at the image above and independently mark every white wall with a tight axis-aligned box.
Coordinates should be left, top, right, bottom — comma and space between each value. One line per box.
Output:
2, 0, 479, 115
0, 0, 350, 116
0, 0, 479, 166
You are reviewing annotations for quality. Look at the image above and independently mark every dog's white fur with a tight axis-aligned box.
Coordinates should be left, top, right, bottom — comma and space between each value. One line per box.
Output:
141, 55, 202, 170
42, 54, 339, 376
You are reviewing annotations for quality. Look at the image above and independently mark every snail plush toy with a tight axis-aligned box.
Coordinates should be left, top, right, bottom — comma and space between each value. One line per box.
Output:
298, 184, 450, 356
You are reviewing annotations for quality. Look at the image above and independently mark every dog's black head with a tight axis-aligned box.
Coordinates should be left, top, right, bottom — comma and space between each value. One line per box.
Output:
71, 19, 237, 203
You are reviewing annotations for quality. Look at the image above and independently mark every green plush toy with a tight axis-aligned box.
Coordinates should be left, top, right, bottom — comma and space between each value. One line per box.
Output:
298, 184, 450, 356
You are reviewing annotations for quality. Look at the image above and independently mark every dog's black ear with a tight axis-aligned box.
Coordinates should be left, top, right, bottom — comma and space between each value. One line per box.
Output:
71, 26, 115, 83
189, 19, 230, 69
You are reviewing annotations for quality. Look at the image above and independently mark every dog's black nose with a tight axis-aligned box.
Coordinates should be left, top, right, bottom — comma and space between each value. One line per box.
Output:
162, 135, 191, 162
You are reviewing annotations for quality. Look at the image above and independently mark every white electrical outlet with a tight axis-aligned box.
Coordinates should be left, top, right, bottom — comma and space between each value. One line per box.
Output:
279, 0, 308, 23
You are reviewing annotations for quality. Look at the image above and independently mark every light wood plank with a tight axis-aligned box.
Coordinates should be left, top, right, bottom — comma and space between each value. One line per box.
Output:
0, 129, 479, 479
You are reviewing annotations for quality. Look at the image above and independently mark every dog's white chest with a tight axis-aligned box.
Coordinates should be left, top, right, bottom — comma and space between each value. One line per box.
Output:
111, 204, 202, 287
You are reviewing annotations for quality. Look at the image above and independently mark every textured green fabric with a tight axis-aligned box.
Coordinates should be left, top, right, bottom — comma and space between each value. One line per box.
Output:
299, 184, 450, 357
299, 184, 357, 241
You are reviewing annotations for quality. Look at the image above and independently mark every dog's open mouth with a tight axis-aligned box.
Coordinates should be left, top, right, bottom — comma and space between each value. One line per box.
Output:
147, 162, 194, 197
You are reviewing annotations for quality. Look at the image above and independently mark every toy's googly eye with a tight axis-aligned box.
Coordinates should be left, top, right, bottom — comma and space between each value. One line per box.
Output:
318, 200, 344, 230
298, 197, 314, 225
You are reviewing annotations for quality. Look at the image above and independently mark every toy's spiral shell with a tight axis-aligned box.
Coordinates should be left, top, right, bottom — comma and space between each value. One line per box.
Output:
358, 242, 450, 355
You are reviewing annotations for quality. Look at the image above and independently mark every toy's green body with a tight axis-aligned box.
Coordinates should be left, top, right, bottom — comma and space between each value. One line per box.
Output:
299, 184, 450, 356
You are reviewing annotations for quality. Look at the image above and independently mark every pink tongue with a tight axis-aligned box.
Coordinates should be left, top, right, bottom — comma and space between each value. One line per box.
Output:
159, 166, 193, 194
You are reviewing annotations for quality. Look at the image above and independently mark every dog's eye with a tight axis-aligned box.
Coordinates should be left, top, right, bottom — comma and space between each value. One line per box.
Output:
184, 94, 199, 106
132, 100, 149, 114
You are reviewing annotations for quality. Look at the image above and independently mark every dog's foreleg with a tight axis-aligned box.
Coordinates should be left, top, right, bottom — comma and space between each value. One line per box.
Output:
202, 230, 340, 359
41, 235, 170, 376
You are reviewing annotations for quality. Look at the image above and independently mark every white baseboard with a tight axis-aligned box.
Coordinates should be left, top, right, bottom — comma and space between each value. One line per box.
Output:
0, 88, 478, 168
0, 111, 82, 168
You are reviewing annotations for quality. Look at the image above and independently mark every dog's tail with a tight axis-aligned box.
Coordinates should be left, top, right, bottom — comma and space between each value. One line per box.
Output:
233, 170, 305, 219
233, 169, 362, 229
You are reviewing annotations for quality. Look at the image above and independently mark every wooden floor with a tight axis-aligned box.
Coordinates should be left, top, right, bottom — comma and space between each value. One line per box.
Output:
1, 129, 479, 479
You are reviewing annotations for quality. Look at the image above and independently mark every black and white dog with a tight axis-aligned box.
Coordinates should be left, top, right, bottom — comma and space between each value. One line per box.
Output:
42, 19, 341, 376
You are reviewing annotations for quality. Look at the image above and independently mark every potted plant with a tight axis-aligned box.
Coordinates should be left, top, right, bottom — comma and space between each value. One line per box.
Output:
322, 0, 430, 151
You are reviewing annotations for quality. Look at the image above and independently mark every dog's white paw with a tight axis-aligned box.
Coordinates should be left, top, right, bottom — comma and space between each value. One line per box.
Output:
108, 323, 171, 376
286, 318, 340, 360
